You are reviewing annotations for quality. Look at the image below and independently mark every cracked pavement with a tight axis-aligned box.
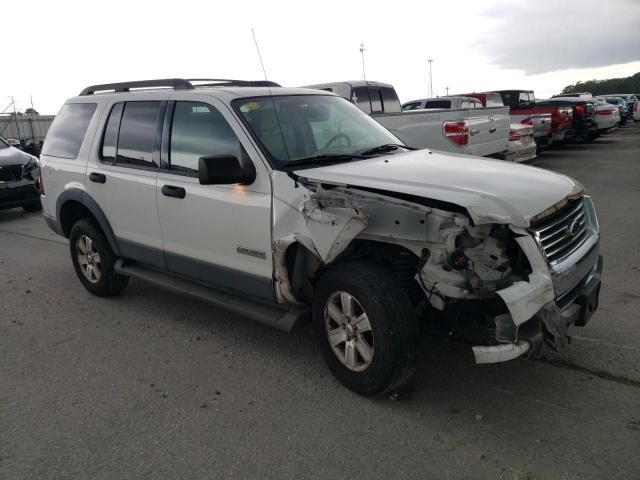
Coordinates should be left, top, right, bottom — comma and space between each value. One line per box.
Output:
1, 124, 639, 479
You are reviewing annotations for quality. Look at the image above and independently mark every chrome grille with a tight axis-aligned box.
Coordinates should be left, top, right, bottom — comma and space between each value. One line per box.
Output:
531, 199, 589, 264
0, 165, 24, 182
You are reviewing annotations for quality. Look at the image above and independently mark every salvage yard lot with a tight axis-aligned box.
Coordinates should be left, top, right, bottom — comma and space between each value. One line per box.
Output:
1, 125, 639, 480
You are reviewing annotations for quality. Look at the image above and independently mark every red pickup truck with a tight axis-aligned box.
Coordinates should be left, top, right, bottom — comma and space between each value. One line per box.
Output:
492, 90, 574, 145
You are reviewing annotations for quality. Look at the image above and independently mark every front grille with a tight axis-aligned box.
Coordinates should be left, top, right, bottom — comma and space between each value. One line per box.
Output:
0, 165, 24, 182
531, 199, 589, 264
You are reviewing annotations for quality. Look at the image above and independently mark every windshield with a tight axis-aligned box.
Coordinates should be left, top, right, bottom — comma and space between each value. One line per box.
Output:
234, 95, 402, 169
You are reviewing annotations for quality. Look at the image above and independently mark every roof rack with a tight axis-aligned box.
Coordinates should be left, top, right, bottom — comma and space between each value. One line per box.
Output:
79, 78, 281, 96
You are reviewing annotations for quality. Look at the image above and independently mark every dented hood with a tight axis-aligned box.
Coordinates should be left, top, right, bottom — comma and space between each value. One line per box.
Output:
295, 149, 583, 227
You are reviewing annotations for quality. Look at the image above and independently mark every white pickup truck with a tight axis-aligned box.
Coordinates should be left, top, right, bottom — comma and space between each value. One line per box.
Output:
305, 81, 510, 158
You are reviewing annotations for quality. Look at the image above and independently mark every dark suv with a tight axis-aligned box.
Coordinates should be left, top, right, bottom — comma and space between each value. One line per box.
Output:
0, 137, 42, 212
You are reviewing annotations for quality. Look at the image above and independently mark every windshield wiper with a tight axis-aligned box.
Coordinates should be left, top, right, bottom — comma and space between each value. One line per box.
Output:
282, 154, 366, 171
357, 143, 416, 156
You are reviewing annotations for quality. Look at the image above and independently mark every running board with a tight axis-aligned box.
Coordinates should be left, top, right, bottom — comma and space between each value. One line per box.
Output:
114, 259, 309, 332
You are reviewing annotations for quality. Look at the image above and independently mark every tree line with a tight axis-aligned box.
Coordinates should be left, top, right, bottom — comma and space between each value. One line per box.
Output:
562, 72, 640, 95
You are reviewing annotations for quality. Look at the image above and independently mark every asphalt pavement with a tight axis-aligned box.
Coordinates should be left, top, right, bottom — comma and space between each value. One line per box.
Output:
1, 123, 639, 480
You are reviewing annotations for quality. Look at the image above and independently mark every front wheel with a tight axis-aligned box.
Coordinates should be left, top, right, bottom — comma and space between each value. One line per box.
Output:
312, 261, 418, 396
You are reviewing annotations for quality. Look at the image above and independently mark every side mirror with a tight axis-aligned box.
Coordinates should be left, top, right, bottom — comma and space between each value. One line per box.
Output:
198, 155, 256, 185
7, 138, 20, 148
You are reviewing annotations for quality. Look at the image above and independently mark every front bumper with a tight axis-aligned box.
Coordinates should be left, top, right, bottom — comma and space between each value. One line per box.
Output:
473, 255, 602, 363
0, 179, 40, 210
473, 198, 601, 363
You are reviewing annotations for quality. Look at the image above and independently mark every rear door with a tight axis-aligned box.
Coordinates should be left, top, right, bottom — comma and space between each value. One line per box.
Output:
155, 96, 274, 300
85, 98, 165, 267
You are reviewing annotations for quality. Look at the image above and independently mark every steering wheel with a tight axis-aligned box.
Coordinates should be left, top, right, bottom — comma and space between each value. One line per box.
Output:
322, 134, 351, 150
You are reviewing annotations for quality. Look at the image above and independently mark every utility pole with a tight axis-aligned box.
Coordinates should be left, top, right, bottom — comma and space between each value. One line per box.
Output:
360, 42, 366, 81
428, 59, 433, 97
10, 96, 21, 141
446, 86, 449, 96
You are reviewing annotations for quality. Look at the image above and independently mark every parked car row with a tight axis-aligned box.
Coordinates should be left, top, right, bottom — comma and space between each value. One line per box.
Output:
29, 77, 605, 396
305, 81, 637, 166
0, 136, 43, 212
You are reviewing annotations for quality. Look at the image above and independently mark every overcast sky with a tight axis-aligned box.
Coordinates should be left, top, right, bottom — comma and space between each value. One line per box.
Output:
2, 0, 639, 114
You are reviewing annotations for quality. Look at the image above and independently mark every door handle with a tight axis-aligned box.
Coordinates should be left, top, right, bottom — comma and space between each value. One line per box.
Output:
161, 185, 186, 199
89, 172, 106, 183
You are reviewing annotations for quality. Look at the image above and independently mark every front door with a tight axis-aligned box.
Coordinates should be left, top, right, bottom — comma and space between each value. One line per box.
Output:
156, 98, 274, 301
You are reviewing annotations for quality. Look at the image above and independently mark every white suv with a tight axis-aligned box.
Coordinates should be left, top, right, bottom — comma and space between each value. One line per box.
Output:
40, 78, 602, 395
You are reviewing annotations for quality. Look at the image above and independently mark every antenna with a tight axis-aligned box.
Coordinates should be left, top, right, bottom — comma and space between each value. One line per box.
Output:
251, 28, 269, 81
359, 42, 366, 81
249, 29, 291, 164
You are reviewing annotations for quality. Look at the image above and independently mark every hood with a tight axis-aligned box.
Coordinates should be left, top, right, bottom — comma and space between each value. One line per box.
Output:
295, 150, 583, 227
0, 145, 33, 166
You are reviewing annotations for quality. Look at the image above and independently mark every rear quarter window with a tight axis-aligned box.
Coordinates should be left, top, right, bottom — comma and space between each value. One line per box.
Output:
42, 103, 97, 159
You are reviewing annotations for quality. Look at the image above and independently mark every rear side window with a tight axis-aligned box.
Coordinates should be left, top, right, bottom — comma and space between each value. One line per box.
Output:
42, 103, 97, 159
402, 102, 422, 111
101, 103, 124, 163
380, 87, 401, 113
169, 102, 240, 174
116, 102, 161, 167
369, 88, 383, 113
351, 87, 371, 114
518, 92, 535, 106
485, 95, 504, 107
424, 100, 451, 109
461, 101, 471, 109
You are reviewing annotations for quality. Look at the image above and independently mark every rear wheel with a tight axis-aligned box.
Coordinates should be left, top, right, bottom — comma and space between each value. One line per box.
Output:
312, 261, 418, 396
69, 219, 129, 297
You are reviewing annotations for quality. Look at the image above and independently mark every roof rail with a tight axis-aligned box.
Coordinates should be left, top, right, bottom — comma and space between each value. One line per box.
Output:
79, 78, 281, 96
186, 78, 282, 88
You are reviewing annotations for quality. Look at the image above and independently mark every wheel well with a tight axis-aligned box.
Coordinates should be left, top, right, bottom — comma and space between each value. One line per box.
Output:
285, 239, 424, 304
59, 200, 95, 237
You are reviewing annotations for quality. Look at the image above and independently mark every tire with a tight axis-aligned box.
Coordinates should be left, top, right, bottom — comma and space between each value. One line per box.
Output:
22, 200, 42, 212
69, 219, 129, 297
312, 260, 418, 396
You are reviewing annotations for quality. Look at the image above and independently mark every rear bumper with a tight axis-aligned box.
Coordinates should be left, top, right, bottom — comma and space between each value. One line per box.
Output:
552, 129, 573, 143
504, 143, 537, 163
534, 134, 553, 149
0, 180, 40, 210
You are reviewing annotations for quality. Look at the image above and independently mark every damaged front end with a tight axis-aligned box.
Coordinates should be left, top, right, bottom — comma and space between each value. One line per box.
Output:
273, 173, 602, 364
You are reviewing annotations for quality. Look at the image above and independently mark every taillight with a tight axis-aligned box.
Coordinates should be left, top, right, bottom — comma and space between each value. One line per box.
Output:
575, 104, 586, 118
521, 118, 533, 126
509, 130, 521, 141
443, 121, 469, 146
36, 162, 44, 195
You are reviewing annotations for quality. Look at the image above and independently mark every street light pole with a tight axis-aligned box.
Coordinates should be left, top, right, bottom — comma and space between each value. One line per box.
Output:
360, 42, 366, 81
428, 59, 433, 97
